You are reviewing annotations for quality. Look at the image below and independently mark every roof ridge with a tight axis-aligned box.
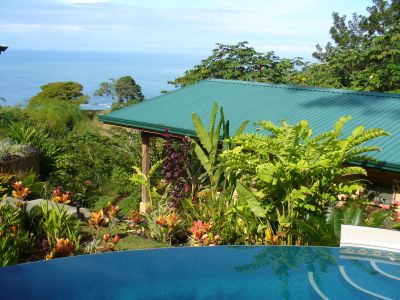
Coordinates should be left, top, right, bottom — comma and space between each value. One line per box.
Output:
208, 79, 400, 99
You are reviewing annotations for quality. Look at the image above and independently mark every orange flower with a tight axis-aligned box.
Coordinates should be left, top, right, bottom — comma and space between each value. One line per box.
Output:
88, 209, 109, 229
190, 220, 211, 240
45, 238, 74, 260
52, 187, 71, 204
11, 181, 31, 200
156, 215, 166, 226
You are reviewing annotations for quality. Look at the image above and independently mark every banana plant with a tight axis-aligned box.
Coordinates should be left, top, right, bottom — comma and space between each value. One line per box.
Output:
192, 102, 249, 190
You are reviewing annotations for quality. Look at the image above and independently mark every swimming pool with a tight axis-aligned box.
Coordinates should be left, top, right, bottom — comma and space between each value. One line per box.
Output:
1, 246, 399, 299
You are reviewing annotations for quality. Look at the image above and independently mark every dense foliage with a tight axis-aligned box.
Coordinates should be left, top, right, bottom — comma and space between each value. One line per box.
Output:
169, 1, 400, 93
29, 82, 89, 106
307, 0, 400, 92
169, 42, 305, 88
161, 130, 191, 206
127, 105, 396, 248
222, 117, 389, 245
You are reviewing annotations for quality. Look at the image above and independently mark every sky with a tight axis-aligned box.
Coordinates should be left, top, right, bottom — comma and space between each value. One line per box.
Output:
0, 0, 371, 59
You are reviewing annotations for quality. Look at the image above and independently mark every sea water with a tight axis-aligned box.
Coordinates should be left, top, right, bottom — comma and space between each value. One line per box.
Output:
0, 49, 203, 109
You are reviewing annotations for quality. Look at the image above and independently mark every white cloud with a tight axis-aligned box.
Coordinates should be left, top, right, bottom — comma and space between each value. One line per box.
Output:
62, 0, 108, 4
0, 23, 86, 32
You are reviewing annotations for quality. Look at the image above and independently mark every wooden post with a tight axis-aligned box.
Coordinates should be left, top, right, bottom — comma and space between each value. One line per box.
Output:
140, 132, 150, 213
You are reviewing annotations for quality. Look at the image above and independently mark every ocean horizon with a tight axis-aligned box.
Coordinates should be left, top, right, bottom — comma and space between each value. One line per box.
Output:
0, 49, 204, 109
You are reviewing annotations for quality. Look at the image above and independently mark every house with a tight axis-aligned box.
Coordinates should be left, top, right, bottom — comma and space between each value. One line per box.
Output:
99, 79, 400, 210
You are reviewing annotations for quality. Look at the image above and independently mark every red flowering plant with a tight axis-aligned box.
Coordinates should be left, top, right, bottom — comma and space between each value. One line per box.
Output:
189, 220, 220, 246
143, 207, 185, 245
45, 238, 74, 260
128, 210, 143, 225
51, 187, 71, 204
161, 130, 192, 207
11, 181, 31, 200
101, 233, 121, 251
103, 202, 121, 228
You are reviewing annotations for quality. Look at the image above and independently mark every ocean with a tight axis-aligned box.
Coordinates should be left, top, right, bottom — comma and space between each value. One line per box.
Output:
0, 49, 203, 109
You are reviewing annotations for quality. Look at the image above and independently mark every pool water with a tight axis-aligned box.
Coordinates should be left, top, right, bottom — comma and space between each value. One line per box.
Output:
1, 246, 399, 299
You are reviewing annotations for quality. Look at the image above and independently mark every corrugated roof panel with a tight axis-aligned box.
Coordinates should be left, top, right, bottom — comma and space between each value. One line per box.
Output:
99, 79, 400, 172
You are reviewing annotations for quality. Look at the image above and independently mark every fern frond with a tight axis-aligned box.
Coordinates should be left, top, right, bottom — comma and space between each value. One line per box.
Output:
149, 159, 164, 178
346, 146, 381, 158
338, 166, 367, 177
347, 128, 390, 148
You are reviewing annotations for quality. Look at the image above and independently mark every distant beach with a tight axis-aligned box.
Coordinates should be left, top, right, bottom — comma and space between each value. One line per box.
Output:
0, 49, 203, 109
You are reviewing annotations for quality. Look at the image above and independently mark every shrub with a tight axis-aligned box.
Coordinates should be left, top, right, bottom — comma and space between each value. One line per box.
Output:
110, 166, 137, 195
49, 132, 129, 207
0, 204, 33, 266
161, 130, 191, 206
28, 203, 81, 249
27, 100, 88, 133
119, 191, 141, 215
222, 117, 389, 245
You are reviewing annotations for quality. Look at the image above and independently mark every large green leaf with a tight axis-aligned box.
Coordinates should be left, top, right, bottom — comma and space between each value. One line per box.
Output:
234, 120, 250, 136
193, 143, 212, 174
257, 163, 276, 183
192, 113, 212, 152
236, 181, 267, 218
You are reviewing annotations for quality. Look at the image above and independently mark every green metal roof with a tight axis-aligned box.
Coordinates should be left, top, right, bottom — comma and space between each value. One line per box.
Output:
99, 79, 400, 173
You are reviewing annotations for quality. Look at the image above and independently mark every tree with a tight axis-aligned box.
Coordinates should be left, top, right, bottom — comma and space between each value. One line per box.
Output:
29, 82, 89, 106
94, 76, 144, 110
169, 41, 305, 88
307, 0, 400, 92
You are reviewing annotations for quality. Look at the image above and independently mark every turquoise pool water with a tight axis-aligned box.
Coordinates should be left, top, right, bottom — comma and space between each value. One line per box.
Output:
1, 246, 399, 299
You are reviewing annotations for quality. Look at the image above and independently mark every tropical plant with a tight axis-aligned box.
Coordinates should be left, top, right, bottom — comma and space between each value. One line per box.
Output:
101, 233, 121, 251
161, 130, 192, 206
29, 202, 81, 249
51, 186, 71, 204
11, 181, 31, 200
223, 116, 389, 245
88, 209, 109, 231
45, 238, 74, 260
192, 102, 248, 191
143, 206, 185, 245
129, 159, 165, 207
189, 220, 220, 246
0, 204, 33, 266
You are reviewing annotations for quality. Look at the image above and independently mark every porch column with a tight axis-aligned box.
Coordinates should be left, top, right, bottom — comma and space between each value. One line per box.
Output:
140, 132, 150, 213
